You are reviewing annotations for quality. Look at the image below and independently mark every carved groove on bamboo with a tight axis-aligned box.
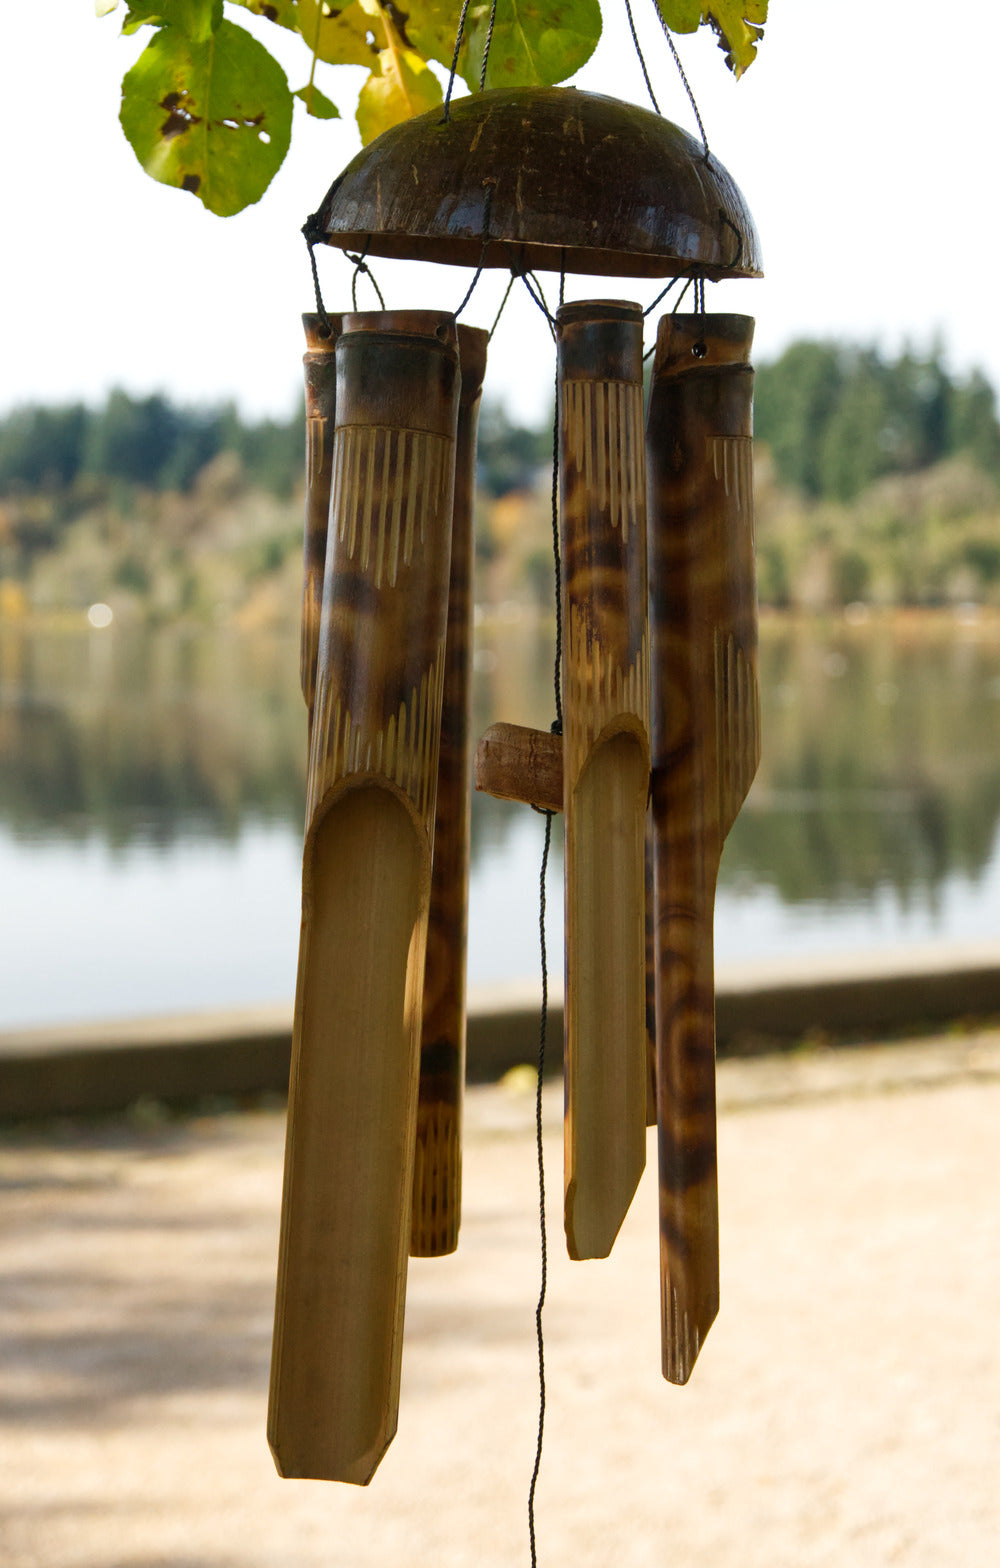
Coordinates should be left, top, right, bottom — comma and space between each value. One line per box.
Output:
332, 426, 452, 588
562, 379, 646, 544
307, 648, 447, 824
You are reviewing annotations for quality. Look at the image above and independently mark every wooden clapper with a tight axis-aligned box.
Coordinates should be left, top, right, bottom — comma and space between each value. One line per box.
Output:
269, 86, 762, 1485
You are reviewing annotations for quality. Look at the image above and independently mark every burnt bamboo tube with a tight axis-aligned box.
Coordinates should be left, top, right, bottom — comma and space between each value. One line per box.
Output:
411, 324, 488, 1258
558, 300, 651, 1261
646, 313, 759, 1384
300, 314, 342, 716
269, 312, 460, 1484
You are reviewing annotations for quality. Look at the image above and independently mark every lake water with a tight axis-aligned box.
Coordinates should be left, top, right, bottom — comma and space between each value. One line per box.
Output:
2, 613, 1000, 1029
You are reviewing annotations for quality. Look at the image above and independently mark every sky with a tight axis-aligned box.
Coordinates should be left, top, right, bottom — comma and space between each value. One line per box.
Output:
4, 1, 999, 426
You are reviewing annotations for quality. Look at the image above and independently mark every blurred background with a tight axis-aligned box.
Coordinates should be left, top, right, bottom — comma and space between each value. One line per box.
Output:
2, 0, 1000, 1030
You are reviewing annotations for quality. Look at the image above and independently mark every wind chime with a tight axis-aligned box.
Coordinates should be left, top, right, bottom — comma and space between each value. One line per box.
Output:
268, 80, 761, 1485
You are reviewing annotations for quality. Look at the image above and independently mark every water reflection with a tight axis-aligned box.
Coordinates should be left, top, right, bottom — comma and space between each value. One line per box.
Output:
2, 614, 1000, 906
727, 621, 1000, 909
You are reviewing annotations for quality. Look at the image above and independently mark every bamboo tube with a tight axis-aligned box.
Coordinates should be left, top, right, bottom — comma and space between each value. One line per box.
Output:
269, 312, 460, 1484
645, 313, 759, 1384
557, 300, 651, 1262
411, 324, 488, 1258
300, 314, 342, 715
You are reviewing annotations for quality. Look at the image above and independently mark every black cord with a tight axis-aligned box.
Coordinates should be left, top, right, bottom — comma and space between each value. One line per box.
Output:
527, 340, 563, 1568
454, 186, 494, 319
643, 274, 681, 319
528, 805, 553, 1568
478, 0, 499, 90
442, 0, 473, 119
624, 0, 660, 113
650, 1, 711, 159
488, 272, 517, 340
303, 226, 334, 338
346, 246, 386, 312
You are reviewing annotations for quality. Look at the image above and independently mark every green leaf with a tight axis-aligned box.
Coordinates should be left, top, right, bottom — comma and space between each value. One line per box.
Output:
657, 1, 767, 77
120, 19, 293, 215
230, 0, 300, 30
295, 0, 378, 67
122, 0, 222, 41
464, 0, 601, 92
294, 83, 341, 116
356, 44, 442, 144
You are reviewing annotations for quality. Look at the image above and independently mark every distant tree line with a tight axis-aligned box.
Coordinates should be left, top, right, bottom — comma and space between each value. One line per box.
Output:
754, 342, 1000, 500
0, 388, 554, 503
1, 340, 998, 506
0, 392, 302, 499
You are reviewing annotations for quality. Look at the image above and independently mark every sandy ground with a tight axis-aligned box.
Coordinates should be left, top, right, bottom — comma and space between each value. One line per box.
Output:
2, 1035, 999, 1568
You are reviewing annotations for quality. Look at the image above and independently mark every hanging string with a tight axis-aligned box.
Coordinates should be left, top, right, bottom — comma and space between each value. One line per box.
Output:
551, 270, 565, 736
443, 0, 498, 117
302, 219, 334, 338
488, 272, 517, 340
346, 243, 386, 311
528, 803, 552, 1568
670, 274, 695, 314
514, 263, 558, 341
478, 0, 499, 90
624, 0, 660, 114
719, 209, 744, 271
650, 2, 710, 159
643, 274, 681, 319
442, 0, 473, 119
454, 186, 495, 319
527, 328, 564, 1568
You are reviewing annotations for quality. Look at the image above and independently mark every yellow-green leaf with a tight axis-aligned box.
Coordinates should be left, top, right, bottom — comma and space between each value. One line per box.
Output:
120, 19, 293, 215
294, 82, 341, 116
398, 0, 463, 66
122, 0, 222, 41
657, 0, 767, 77
356, 44, 442, 144
465, 0, 601, 92
295, 0, 378, 67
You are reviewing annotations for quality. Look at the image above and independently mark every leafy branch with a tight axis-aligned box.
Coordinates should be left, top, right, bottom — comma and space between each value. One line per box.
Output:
101, 0, 768, 215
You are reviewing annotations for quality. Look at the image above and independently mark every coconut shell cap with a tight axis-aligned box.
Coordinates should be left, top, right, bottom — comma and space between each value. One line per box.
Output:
312, 87, 761, 281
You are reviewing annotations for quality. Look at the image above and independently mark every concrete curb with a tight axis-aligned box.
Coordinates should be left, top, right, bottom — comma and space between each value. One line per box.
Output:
3, 944, 1000, 1120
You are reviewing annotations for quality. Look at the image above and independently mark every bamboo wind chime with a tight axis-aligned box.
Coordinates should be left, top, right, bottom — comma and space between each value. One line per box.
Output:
269, 85, 762, 1485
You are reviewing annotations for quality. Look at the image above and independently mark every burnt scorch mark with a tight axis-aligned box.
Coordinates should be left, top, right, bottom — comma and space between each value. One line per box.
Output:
160, 92, 201, 141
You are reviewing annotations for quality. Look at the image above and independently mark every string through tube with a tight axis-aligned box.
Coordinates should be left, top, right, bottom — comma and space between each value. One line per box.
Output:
650, 3, 710, 158
624, 0, 660, 113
